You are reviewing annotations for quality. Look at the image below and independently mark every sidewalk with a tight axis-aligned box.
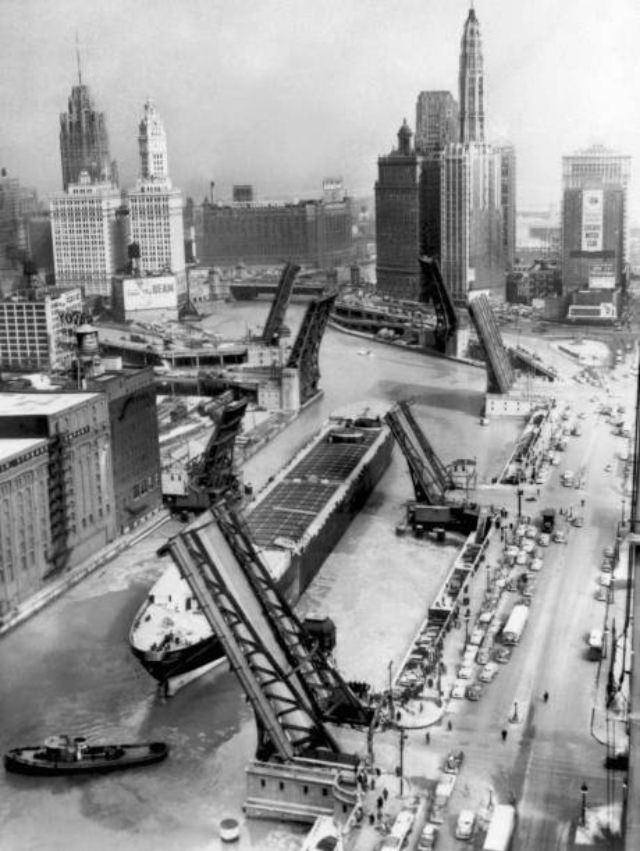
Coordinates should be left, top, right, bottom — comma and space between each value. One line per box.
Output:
0, 506, 171, 638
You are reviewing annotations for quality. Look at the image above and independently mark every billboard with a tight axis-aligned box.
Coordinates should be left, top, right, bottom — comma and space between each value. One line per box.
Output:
121, 276, 178, 311
588, 263, 616, 289
581, 189, 603, 252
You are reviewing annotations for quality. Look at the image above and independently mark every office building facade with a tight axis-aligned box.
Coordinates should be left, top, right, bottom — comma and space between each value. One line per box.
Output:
561, 145, 631, 293
415, 92, 459, 155
0, 287, 82, 371
375, 121, 421, 299
50, 173, 128, 297
0, 438, 51, 615
0, 392, 116, 572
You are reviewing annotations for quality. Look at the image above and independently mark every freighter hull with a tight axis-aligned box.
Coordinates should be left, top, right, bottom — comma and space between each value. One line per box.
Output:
130, 403, 394, 686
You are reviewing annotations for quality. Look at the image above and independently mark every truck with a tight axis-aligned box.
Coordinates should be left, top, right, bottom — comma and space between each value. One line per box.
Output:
541, 508, 556, 533
482, 804, 516, 851
502, 604, 529, 645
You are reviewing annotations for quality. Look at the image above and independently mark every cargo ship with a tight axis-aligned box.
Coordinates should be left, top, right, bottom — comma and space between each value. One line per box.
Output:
129, 402, 394, 691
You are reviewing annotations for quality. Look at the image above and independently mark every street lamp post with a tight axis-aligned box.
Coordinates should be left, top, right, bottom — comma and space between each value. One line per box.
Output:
398, 728, 408, 797
580, 782, 588, 827
463, 611, 471, 645
388, 660, 394, 720
517, 484, 524, 522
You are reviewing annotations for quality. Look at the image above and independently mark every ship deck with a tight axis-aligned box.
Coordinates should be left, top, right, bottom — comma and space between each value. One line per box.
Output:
248, 433, 380, 547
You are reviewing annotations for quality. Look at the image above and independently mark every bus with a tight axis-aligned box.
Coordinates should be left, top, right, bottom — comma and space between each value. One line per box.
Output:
483, 804, 516, 851
502, 605, 529, 645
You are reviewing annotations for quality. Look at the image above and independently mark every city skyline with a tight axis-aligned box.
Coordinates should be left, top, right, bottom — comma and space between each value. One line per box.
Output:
1, 0, 638, 213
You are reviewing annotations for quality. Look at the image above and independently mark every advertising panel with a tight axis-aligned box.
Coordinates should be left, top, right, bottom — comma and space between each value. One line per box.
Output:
588, 263, 615, 289
122, 276, 178, 311
581, 189, 603, 252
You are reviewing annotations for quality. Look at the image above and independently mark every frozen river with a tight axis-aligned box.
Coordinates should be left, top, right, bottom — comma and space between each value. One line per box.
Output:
0, 302, 522, 851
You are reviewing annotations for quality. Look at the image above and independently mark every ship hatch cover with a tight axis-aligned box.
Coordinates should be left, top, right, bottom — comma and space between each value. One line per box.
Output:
328, 428, 364, 444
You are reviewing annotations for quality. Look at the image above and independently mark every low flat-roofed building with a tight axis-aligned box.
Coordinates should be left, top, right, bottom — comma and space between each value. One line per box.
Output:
0, 391, 116, 571
0, 437, 51, 615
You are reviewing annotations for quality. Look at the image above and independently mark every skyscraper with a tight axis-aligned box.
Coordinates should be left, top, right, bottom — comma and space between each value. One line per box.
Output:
497, 142, 517, 270
458, 6, 484, 144
59, 56, 117, 190
561, 145, 631, 293
415, 92, 459, 155
50, 172, 128, 297
127, 101, 186, 288
375, 120, 421, 299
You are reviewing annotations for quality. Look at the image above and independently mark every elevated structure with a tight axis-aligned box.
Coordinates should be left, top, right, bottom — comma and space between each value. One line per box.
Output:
261, 263, 300, 346
467, 294, 514, 393
287, 290, 337, 405
165, 398, 248, 513
385, 401, 451, 505
163, 505, 359, 821
508, 345, 557, 380
418, 256, 458, 354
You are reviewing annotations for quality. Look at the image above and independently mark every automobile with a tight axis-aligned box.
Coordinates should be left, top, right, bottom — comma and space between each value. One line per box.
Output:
494, 647, 512, 664
466, 684, 483, 701
417, 824, 438, 850
506, 579, 518, 592
478, 662, 498, 682
476, 647, 491, 665
553, 530, 566, 543
450, 682, 467, 699
443, 749, 465, 774
525, 524, 537, 539
458, 664, 473, 679
469, 627, 485, 646
522, 538, 536, 554
515, 524, 527, 538
538, 533, 550, 547
595, 587, 608, 602
573, 515, 584, 527
530, 557, 543, 572
603, 545, 615, 559
600, 573, 612, 588
506, 545, 520, 558
454, 809, 476, 841
601, 558, 613, 573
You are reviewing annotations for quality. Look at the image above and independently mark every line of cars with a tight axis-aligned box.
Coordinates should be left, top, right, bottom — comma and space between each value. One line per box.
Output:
595, 544, 616, 601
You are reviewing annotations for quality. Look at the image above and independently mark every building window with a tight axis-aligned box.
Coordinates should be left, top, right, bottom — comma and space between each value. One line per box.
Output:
279, 782, 284, 791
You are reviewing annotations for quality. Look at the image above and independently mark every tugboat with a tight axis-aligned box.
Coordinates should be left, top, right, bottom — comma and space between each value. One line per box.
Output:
4, 734, 169, 776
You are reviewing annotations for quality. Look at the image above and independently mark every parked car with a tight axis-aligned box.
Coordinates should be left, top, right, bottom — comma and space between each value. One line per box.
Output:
494, 647, 512, 664
515, 524, 527, 538
454, 810, 476, 841
443, 749, 465, 774
573, 515, 584, 527
603, 545, 615, 559
505, 545, 520, 559
516, 550, 528, 565
417, 824, 438, 850
450, 682, 467, 699
595, 587, 608, 602
478, 662, 498, 683
466, 684, 483, 701
530, 557, 543, 572
538, 533, 550, 547
476, 647, 491, 665
522, 538, 536, 554
553, 530, 566, 543
600, 574, 612, 588
601, 558, 613, 573
458, 664, 473, 679
525, 525, 537, 539
469, 627, 485, 646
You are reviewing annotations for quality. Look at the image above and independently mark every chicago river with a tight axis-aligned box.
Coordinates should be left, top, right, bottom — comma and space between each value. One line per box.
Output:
0, 301, 522, 850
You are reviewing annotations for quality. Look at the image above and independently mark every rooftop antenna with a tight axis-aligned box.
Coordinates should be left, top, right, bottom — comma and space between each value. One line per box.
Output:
75, 31, 83, 86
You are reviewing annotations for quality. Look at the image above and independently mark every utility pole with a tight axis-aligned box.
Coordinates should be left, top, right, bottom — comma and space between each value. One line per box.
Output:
398, 728, 407, 797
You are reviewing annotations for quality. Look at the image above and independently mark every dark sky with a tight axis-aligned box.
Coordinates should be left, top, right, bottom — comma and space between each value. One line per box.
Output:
1, 0, 638, 214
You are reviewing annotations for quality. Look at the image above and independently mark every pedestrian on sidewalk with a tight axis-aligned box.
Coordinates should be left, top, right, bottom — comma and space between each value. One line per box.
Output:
447, 720, 452, 732
543, 691, 549, 703
501, 728, 508, 742
382, 787, 389, 802
425, 731, 430, 745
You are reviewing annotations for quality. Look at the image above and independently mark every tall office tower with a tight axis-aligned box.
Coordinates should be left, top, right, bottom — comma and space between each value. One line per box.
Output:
375, 120, 421, 299
497, 143, 517, 270
59, 65, 117, 190
128, 101, 186, 291
415, 92, 459, 155
440, 143, 503, 301
561, 145, 631, 293
50, 172, 128, 297
459, 6, 484, 144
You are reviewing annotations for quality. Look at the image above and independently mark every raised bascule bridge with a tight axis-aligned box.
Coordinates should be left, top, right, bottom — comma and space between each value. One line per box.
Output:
163, 504, 372, 823
384, 400, 487, 539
